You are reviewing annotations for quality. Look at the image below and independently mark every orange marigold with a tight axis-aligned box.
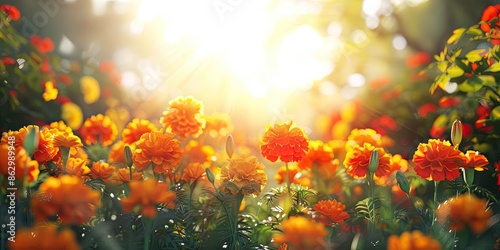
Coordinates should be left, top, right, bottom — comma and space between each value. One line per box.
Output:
108, 140, 126, 163
132, 131, 183, 174
1, 125, 37, 148
260, 121, 309, 163
274, 164, 300, 185
159, 96, 206, 138
34, 127, 60, 164
297, 140, 334, 170
31, 175, 101, 224
184, 140, 215, 164
181, 163, 206, 183
412, 139, 467, 181
112, 168, 142, 184
313, 200, 350, 226
204, 112, 234, 138
9, 224, 80, 250
436, 194, 493, 235
79, 114, 118, 146
345, 128, 394, 151
343, 143, 391, 179
65, 157, 90, 179
374, 154, 409, 186
387, 231, 441, 250
90, 161, 116, 182
121, 179, 176, 218
274, 216, 327, 250
122, 118, 157, 144
0, 144, 39, 183
220, 155, 267, 196
53, 133, 83, 148
463, 151, 489, 171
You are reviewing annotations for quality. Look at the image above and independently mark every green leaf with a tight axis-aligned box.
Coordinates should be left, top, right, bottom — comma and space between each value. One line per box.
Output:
437, 61, 448, 72
485, 62, 500, 72
430, 74, 449, 94
466, 49, 486, 62
446, 64, 465, 78
490, 106, 500, 120
447, 28, 465, 44
458, 76, 483, 92
465, 26, 484, 36
479, 75, 496, 87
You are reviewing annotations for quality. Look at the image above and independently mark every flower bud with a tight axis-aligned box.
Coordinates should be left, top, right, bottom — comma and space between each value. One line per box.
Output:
368, 149, 379, 175
451, 119, 462, 148
206, 167, 215, 185
23, 128, 39, 156
226, 134, 234, 159
124, 145, 133, 167
463, 168, 475, 186
396, 171, 411, 194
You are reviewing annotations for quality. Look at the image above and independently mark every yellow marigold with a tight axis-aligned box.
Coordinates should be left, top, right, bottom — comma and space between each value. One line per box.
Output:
297, 140, 334, 170
412, 139, 467, 181
53, 133, 83, 148
122, 118, 157, 144
387, 231, 441, 250
90, 161, 116, 182
260, 121, 309, 163
274, 164, 300, 185
159, 96, 206, 138
65, 157, 90, 179
112, 167, 142, 184
34, 127, 60, 164
436, 194, 493, 235
345, 128, 382, 150
343, 143, 391, 179
61, 102, 84, 130
79, 114, 118, 147
0, 144, 39, 183
181, 163, 206, 183
49, 120, 73, 134
132, 131, 183, 174
274, 216, 327, 250
31, 175, 101, 224
313, 200, 350, 226
204, 112, 234, 138
463, 151, 489, 171
220, 155, 267, 196
184, 140, 215, 163
80, 75, 101, 104
9, 224, 80, 250
121, 179, 177, 218
42, 81, 58, 101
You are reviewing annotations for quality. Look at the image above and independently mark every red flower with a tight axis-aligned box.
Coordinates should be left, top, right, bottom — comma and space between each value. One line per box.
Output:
343, 143, 392, 179
438, 96, 461, 108
0, 5, 20, 21
30, 35, 54, 54
260, 121, 309, 163
418, 103, 437, 118
481, 5, 500, 33
412, 139, 467, 181
406, 52, 431, 68
1, 57, 16, 66
313, 200, 350, 226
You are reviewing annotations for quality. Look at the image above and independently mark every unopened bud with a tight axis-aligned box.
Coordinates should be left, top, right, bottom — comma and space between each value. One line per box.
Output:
451, 119, 462, 148
206, 168, 215, 185
226, 134, 234, 159
396, 171, 411, 194
368, 149, 379, 175
463, 168, 475, 186
124, 145, 133, 167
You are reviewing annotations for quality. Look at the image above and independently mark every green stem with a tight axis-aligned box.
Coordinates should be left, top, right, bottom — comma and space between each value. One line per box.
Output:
432, 181, 439, 226
368, 174, 375, 232
406, 194, 428, 231
143, 217, 153, 250
284, 162, 291, 194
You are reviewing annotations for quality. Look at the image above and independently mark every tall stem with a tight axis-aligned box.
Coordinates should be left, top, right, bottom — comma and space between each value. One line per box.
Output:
368, 173, 375, 232
284, 162, 291, 194
432, 181, 439, 226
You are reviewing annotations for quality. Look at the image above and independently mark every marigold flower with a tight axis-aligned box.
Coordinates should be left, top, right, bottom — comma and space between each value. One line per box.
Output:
204, 112, 234, 138
31, 175, 101, 224
297, 140, 334, 170
61, 102, 84, 130
387, 231, 441, 250
260, 121, 309, 163
184, 140, 215, 163
122, 119, 157, 144
90, 161, 116, 182
33, 127, 60, 164
121, 179, 176, 218
345, 128, 393, 151
49, 121, 73, 134
436, 194, 492, 235
30, 35, 54, 54
65, 157, 90, 179
160, 96, 206, 138
42, 81, 58, 101
277, 243, 288, 250
181, 163, 206, 183
132, 131, 183, 174
80, 76, 101, 104
313, 200, 350, 226
343, 143, 391, 179
274, 216, 327, 250
274, 164, 300, 185
112, 168, 142, 184
79, 114, 118, 146
463, 151, 489, 171
9, 224, 80, 250
0, 144, 39, 183
412, 139, 467, 181
375, 154, 409, 186
108, 140, 127, 163
53, 133, 83, 148
0, 5, 21, 21
220, 155, 267, 196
